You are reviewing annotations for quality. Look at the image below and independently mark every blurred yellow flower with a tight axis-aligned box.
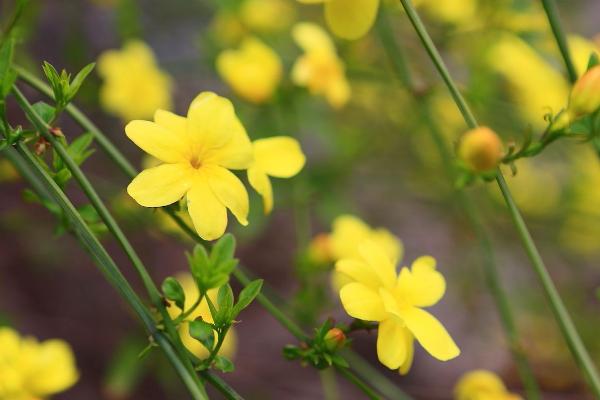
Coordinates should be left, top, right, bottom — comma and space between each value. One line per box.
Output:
247, 136, 306, 213
169, 273, 236, 359
0, 159, 19, 182
97, 40, 172, 121
126, 92, 253, 240
0, 327, 78, 400
568, 65, 600, 117
336, 242, 459, 373
322, 214, 402, 289
216, 37, 283, 104
240, 0, 296, 33
454, 369, 522, 400
291, 22, 351, 108
488, 34, 569, 129
210, 12, 247, 47
297, 0, 379, 40
418, 0, 478, 26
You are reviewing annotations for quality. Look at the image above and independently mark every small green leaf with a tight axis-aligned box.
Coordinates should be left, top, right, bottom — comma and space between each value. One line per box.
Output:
68, 132, 95, 165
213, 355, 234, 372
210, 233, 236, 269
67, 63, 95, 102
0, 38, 16, 99
587, 52, 599, 71
232, 279, 263, 318
215, 284, 234, 326
161, 277, 186, 310
188, 319, 215, 351
188, 244, 210, 279
31, 101, 56, 125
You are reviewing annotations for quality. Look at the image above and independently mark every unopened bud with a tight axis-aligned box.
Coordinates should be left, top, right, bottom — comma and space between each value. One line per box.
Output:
458, 127, 503, 172
569, 65, 600, 116
323, 328, 346, 351
34, 137, 50, 155
308, 234, 332, 264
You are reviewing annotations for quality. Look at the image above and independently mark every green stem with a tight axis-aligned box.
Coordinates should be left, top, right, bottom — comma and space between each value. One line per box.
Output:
395, 0, 600, 395
200, 371, 244, 400
540, 0, 578, 83
2, 143, 208, 400
319, 369, 339, 400
377, 10, 540, 399
11, 85, 208, 395
335, 367, 382, 400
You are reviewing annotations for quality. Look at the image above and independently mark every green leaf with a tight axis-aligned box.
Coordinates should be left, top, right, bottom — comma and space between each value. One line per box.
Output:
587, 52, 599, 71
213, 355, 234, 372
161, 277, 186, 310
215, 284, 234, 326
210, 233, 236, 270
232, 279, 263, 318
31, 101, 56, 125
0, 38, 16, 99
68, 132, 95, 165
67, 63, 95, 102
188, 319, 215, 351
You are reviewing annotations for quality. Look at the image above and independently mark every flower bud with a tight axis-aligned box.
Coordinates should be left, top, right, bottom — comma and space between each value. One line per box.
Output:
458, 127, 503, 172
308, 233, 332, 264
569, 65, 600, 116
323, 328, 346, 352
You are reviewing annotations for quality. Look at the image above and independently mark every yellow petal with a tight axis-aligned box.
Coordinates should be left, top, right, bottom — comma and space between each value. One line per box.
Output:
324, 0, 380, 40
339, 282, 387, 321
187, 92, 237, 151
204, 165, 249, 226
187, 173, 228, 240
125, 120, 190, 163
127, 163, 193, 207
358, 240, 397, 289
376, 319, 408, 370
335, 258, 381, 288
292, 22, 335, 53
203, 118, 253, 170
248, 166, 274, 214
395, 256, 446, 307
252, 136, 306, 178
399, 331, 415, 375
25, 339, 79, 396
154, 109, 188, 141
401, 306, 460, 361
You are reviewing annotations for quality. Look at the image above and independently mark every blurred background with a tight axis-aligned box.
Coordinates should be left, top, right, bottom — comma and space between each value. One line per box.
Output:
1, 0, 600, 398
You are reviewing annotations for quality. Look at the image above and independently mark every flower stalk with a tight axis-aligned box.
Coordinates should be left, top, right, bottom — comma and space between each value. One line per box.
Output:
394, 0, 600, 396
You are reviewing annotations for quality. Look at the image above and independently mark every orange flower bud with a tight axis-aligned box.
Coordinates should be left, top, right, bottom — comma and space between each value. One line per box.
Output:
323, 328, 346, 351
458, 127, 503, 172
308, 233, 332, 264
569, 65, 600, 116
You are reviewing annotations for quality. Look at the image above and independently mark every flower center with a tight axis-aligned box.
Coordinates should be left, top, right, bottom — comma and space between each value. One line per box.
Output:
189, 155, 202, 169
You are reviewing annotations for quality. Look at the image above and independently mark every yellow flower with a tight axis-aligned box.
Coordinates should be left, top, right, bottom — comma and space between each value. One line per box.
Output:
126, 92, 253, 241
335, 242, 459, 373
458, 127, 503, 172
216, 37, 283, 104
239, 0, 296, 33
418, 0, 478, 26
0, 159, 19, 182
168, 273, 236, 359
454, 370, 522, 400
97, 40, 172, 121
297, 0, 380, 40
247, 136, 306, 213
487, 34, 569, 129
291, 22, 351, 108
0, 327, 78, 399
210, 12, 247, 47
568, 65, 600, 117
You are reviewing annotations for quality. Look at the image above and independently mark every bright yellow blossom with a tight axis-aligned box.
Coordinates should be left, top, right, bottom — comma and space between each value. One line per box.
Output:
168, 274, 237, 359
97, 40, 172, 121
336, 241, 459, 373
247, 136, 306, 213
297, 0, 380, 40
454, 370, 522, 400
126, 92, 253, 241
568, 34, 600, 76
418, 0, 478, 26
240, 0, 296, 33
0, 327, 79, 400
217, 37, 283, 104
291, 22, 351, 108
